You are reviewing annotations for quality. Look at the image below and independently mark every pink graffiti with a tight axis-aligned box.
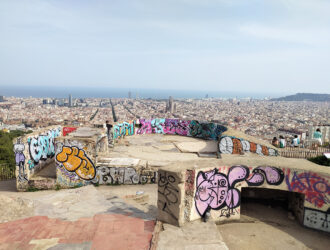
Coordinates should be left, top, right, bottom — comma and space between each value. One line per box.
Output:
195, 166, 285, 216
247, 166, 284, 186
136, 119, 152, 134
195, 166, 249, 216
164, 119, 190, 136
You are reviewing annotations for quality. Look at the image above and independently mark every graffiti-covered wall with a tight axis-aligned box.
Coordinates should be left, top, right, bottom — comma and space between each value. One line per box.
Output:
112, 118, 277, 157
135, 119, 227, 140
55, 135, 103, 188
55, 135, 157, 188
113, 120, 135, 139
219, 136, 278, 156
112, 118, 227, 140
14, 126, 61, 191
157, 165, 330, 232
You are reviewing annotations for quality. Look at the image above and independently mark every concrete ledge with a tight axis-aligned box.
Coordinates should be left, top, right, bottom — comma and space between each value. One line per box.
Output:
157, 220, 229, 250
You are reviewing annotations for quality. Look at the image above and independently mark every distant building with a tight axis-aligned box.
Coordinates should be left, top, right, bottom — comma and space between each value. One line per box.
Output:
168, 96, 174, 113
69, 94, 72, 107
42, 99, 50, 104
128, 91, 132, 99
0, 96, 4, 102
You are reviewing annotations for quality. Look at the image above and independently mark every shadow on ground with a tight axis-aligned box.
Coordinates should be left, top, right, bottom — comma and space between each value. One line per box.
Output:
0, 179, 17, 192
218, 200, 330, 250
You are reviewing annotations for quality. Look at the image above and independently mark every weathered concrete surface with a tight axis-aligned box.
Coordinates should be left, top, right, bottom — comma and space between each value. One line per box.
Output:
219, 202, 330, 250
34, 161, 57, 179
156, 158, 329, 232
32, 185, 157, 221
0, 183, 156, 249
174, 140, 218, 153
14, 126, 61, 191
157, 220, 228, 250
105, 134, 211, 165
159, 155, 328, 176
0, 180, 158, 223
222, 128, 276, 149
48, 242, 92, 250
29, 238, 60, 250
98, 157, 140, 167
0, 194, 34, 223
69, 127, 105, 138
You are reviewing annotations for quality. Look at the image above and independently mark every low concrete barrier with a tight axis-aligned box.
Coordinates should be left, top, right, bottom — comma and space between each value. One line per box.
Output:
13, 126, 61, 191
55, 127, 158, 188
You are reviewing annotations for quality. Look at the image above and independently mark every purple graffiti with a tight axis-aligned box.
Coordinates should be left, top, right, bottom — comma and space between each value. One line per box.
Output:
164, 119, 190, 136
136, 119, 152, 134
195, 166, 284, 217
195, 166, 249, 216
13, 140, 27, 182
246, 166, 284, 186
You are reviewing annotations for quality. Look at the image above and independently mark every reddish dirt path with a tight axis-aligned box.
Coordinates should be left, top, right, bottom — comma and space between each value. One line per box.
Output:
0, 214, 155, 250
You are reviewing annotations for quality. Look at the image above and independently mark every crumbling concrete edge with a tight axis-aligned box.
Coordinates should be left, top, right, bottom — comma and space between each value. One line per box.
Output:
150, 220, 163, 250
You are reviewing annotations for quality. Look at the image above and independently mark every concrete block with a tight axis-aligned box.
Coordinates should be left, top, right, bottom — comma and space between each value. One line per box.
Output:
156, 160, 330, 233
13, 126, 61, 191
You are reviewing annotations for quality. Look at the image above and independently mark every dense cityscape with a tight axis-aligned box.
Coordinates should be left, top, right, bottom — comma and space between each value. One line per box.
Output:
0, 94, 329, 142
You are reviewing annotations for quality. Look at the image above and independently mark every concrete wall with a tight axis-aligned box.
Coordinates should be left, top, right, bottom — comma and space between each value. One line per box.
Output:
55, 128, 157, 188
219, 136, 278, 156
113, 118, 278, 156
13, 126, 61, 191
113, 118, 227, 141
157, 164, 330, 233
55, 136, 98, 188
92, 159, 157, 185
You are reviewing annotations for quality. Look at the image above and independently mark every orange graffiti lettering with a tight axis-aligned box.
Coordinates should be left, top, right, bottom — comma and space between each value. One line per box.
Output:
56, 146, 96, 180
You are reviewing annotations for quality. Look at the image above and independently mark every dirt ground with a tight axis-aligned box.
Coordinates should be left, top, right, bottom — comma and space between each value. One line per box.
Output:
1, 179, 330, 249
218, 201, 330, 250
0, 180, 157, 223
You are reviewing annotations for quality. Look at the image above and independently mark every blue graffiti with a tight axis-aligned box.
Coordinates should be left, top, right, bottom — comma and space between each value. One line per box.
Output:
113, 121, 135, 139
151, 118, 165, 134
28, 128, 61, 164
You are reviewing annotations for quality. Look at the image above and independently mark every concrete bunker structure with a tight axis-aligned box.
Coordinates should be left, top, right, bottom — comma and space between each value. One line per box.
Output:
157, 157, 330, 233
13, 126, 61, 191
13, 119, 329, 233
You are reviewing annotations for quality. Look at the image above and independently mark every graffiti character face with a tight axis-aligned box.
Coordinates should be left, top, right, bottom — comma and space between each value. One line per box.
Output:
14, 143, 25, 153
195, 166, 285, 217
195, 169, 231, 215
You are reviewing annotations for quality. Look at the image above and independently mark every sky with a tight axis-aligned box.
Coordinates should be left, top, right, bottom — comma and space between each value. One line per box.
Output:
0, 0, 330, 95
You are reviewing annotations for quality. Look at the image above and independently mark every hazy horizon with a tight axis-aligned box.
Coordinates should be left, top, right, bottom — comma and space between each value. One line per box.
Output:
1, 0, 330, 93
0, 85, 293, 99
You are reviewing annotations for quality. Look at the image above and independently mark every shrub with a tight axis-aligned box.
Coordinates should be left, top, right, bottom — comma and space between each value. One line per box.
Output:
308, 155, 330, 166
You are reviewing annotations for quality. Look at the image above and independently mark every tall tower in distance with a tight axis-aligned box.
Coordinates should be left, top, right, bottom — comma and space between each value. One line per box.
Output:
169, 96, 174, 113
128, 91, 131, 99
69, 94, 72, 107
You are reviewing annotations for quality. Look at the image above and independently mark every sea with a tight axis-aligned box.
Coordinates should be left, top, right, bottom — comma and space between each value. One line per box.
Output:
0, 85, 286, 99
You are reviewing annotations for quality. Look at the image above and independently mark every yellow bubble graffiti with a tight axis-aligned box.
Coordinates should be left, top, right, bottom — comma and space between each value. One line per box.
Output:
56, 146, 96, 180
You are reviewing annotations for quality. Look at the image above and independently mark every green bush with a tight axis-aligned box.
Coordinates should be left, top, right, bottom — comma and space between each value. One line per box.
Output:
308, 155, 330, 166
0, 130, 32, 170
26, 186, 40, 192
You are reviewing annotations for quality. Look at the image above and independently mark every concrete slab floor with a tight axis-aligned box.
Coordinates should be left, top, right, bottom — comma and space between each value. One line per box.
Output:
0, 184, 157, 250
